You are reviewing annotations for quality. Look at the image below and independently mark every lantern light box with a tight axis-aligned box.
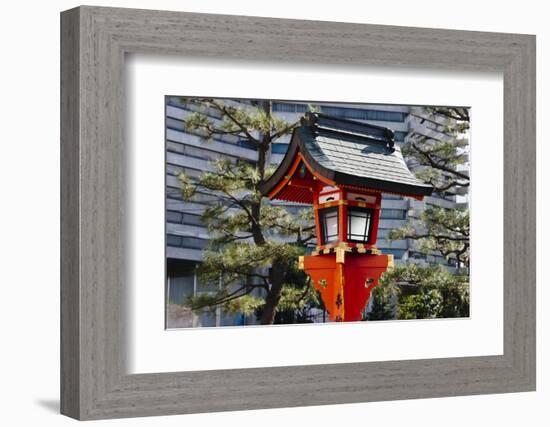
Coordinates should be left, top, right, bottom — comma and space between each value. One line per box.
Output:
260, 112, 433, 322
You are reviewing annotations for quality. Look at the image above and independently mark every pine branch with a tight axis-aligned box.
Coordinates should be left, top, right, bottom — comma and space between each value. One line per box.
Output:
269, 120, 300, 141
189, 283, 267, 311
296, 233, 316, 245
430, 107, 470, 122
430, 179, 469, 193
405, 233, 469, 242
209, 99, 262, 145
295, 277, 312, 305
412, 142, 470, 181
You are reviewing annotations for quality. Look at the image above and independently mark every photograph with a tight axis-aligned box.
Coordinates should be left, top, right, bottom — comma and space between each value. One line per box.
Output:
165, 97, 471, 329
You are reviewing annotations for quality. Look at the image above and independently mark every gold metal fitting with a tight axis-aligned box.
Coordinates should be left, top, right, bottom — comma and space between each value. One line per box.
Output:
337, 242, 351, 250
335, 247, 346, 264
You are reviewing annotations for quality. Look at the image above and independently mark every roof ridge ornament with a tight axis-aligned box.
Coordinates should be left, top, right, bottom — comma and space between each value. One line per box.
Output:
304, 112, 395, 149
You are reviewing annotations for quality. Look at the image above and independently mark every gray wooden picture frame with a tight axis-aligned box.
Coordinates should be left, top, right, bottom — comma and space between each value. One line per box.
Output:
60, 5, 536, 421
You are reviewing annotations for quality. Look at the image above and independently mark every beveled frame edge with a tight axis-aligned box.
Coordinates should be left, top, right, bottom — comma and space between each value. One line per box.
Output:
60, 5, 536, 420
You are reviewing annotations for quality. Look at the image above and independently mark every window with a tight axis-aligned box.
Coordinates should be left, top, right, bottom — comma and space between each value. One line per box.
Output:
320, 106, 407, 123
320, 208, 339, 244
182, 213, 204, 227
347, 207, 374, 243
383, 249, 406, 259
166, 210, 183, 224
380, 209, 406, 220
168, 273, 194, 305
166, 235, 209, 250
271, 103, 407, 122
272, 103, 308, 113
394, 131, 408, 142
382, 194, 403, 200
237, 139, 257, 150
166, 211, 204, 226
271, 143, 289, 154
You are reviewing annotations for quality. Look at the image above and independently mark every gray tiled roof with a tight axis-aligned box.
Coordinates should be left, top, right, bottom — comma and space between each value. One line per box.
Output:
260, 113, 433, 198
307, 132, 429, 188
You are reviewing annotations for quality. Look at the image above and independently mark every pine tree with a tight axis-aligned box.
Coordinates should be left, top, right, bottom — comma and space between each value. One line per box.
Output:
392, 106, 470, 267
391, 106, 470, 267
371, 264, 469, 320
176, 98, 318, 324
372, 107, 471, 319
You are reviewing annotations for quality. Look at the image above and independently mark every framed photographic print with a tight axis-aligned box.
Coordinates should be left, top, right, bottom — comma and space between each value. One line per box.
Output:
61, 6, 536, 420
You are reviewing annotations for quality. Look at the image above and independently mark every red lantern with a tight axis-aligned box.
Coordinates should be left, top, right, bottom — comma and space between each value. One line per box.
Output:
260, 113, 432, 321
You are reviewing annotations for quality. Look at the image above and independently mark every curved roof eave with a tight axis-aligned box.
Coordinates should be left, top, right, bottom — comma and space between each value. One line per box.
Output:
259, 117, 433, 199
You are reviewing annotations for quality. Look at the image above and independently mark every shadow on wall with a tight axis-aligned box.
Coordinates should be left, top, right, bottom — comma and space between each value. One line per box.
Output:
35, 399, 59, 414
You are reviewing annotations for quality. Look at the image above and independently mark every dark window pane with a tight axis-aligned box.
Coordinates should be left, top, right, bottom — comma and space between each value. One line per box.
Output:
271, 143, 289, 154
182, 213, 203, 226
168, 274, 194, 304
237, 139, 257, 150
320, 106, 406, 122
272, 103, 406, 122
272, 103, 308, 113
382, 249, 406, 259
180, 237, 209, 250
166, 210, 183, 223
382, 194, 403, 200
167, 235, 209, 250
380, 209, 406, 220
394, 131, 407, 142
166, 235, 182, 246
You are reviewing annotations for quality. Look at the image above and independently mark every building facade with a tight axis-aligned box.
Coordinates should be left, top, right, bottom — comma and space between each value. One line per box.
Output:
165, 98, 467, 327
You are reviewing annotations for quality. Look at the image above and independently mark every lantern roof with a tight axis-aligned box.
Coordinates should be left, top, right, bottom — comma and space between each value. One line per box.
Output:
260, 112, 433, 202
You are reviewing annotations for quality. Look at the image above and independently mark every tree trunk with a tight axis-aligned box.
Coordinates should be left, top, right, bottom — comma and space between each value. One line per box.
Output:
257, 99, 284, 325
260, 260, 286, 324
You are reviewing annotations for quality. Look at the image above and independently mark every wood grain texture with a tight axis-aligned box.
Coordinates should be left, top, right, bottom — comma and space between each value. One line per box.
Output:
60, 7, 80, 419
60, 6, 536, 420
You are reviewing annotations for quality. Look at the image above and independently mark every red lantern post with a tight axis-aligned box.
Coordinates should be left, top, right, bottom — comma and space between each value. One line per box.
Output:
260, 113, 432, 321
